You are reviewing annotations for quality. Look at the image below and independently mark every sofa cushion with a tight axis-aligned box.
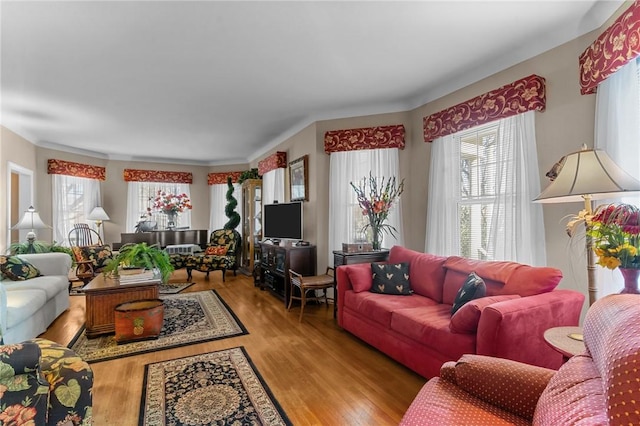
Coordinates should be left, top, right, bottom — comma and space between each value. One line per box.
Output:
451, 272, 486, 315
390, 305, 475, 359
5, 289, 47, 329
3, 276, 70, 300
346, 264, 373, 293
505, 265, 562, 297
0, 256, 40, 281
370, 262, 411, 295
72, 245, 113, 270
389, 246, 446, 302
533, 353, 607, 425
450, 295, 521, 334
343, 291, 436, 327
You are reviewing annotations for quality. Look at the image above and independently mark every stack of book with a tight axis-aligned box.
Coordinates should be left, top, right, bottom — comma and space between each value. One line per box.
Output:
117, 269, 157, 284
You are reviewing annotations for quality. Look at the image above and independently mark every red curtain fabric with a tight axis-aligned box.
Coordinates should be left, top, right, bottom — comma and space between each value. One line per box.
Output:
47, 159, 106, 181
423, 74, 546, 142
257, 152, 287, 175
323, 124, 406, 154
207, 171, 243, 185
123, 169, 193, 184
579, 1, 640, 95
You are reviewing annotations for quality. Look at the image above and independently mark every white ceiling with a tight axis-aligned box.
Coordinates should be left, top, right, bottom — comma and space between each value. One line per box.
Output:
0, 0, 624, 166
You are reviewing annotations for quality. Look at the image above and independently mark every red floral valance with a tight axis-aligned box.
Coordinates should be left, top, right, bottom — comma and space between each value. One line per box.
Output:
258, 152, 287, 175
579, 1, 640, 95
423, 74, 546, 142
123, 169, 193, 184
207, 171, 243, 185
324, 125, 406, 154
47, 159, 106, 181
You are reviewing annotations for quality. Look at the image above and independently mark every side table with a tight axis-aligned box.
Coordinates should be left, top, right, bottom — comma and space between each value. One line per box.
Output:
543, 326, 585, 362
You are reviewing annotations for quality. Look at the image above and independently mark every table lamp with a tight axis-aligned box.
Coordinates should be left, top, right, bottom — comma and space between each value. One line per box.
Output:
11, 206, 51, 253
88, 207, 110, 236
534, 147, 640, 307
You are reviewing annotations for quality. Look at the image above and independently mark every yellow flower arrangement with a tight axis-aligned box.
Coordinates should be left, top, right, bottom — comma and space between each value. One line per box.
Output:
587, 203, 640, 270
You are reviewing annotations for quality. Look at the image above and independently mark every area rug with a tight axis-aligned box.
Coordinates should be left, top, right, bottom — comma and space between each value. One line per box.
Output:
140, 347, 291, 426
68, 290, 248, 363
69, 281, 195, 296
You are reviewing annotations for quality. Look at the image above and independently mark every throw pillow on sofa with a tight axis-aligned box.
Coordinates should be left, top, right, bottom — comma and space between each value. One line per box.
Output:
370, 262, 411, 295
451, 272, 486, 315
0, 255, 40, 281
450, 294, 521, 333
72, 245, 113, 270
205, 246, 228, 256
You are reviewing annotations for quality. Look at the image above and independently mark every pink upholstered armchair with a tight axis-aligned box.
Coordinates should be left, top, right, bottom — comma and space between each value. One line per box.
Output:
400, 293, 640, 425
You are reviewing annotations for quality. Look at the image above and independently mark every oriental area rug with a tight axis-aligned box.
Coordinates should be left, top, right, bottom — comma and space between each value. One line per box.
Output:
68, 290, 248, 363
139, 347, 291, 426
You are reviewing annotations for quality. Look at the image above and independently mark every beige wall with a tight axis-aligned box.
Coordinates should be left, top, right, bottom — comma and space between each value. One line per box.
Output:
2, 10, 625, 315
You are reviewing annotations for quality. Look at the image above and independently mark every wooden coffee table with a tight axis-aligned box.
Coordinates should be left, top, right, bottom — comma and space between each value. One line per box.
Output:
83, 272, 161, 338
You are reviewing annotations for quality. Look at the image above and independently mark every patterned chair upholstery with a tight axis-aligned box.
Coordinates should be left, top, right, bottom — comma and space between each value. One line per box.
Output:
185, 229, 240, 282
0, 338, 93, 425
400, 293, 640, 425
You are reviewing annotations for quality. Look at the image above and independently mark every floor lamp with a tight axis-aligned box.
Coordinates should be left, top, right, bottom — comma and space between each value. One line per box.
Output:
11, 206, 51, 253
88, 206, 110, 240
534, 148, 640, 307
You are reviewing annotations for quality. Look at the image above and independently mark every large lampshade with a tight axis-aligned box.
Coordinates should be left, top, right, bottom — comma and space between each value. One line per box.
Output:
534, 149, 640, 203
88, 207, 110, 221
11, 206, 51, 251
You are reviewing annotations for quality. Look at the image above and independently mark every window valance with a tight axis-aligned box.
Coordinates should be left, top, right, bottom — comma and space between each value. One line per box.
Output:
47, 159, 106, 181
258, 151, 287, 175
423, 74, 546, 142
579, 1, 640, 95
123, 169, 193, 184
324, 124, 405, 154
207, 171, 243, 185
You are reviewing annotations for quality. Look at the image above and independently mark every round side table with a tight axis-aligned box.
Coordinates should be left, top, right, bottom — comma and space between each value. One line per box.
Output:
544, 326, 585, 362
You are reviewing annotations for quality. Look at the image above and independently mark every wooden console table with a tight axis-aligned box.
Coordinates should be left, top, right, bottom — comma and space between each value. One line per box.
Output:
83, 273, 160, 338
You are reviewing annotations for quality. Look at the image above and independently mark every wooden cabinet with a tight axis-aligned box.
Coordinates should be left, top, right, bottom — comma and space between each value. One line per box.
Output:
241, 179, 262, 274
258, 242, 316, 307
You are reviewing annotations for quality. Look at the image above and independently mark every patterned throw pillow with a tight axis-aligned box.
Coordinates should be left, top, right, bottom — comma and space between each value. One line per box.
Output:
370, 262, 411, 295
205, 246, 228, 256
451, 272, 486, 315
0, 255, 40, 281
73, 245, 113, 270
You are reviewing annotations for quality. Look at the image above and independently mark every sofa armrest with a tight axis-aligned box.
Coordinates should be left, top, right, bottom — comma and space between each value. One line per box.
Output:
0, 341, 42, 378
477, 289, 585, 370
17, 253, 72, 277
445, 354, 554, 421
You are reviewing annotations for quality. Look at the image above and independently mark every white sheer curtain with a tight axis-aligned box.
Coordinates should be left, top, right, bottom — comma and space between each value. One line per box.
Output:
209, 183, 242, 232
328, 148, 404, 261
426, 111, 546, 265
262, 168, 285, 205
52, 175, 101, 245
426, 134, 460, 256
594, 58, 640, 295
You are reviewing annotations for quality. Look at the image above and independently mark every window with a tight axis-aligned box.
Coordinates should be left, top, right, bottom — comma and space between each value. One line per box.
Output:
52, 175, 101, 245
126, 182, 191, 232
458, 124, 499, 260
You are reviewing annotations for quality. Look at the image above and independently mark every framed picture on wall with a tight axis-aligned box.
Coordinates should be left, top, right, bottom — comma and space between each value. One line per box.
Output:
289, 155, 308, 201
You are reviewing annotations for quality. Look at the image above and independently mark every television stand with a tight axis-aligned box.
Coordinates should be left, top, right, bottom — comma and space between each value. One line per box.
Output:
257, 242, 316, 307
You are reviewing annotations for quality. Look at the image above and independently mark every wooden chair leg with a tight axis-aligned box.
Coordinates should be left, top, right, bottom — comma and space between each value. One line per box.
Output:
221, 269, 226, 282
187, 269, 192, 280
299, 288, 306, 322
287, 287, 294, 311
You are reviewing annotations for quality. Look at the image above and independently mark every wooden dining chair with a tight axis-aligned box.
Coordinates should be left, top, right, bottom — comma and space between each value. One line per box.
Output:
288, 267, 335, 322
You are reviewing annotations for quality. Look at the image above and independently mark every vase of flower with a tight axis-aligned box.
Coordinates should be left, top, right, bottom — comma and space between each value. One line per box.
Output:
166, 211, 178, 230
152, 190, 192, 230
619, 268, 640, 294
351, 172, 405, 251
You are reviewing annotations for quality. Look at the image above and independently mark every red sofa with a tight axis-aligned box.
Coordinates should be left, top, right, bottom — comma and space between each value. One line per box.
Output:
336, 246, 585, 378
399, 294, 640, 425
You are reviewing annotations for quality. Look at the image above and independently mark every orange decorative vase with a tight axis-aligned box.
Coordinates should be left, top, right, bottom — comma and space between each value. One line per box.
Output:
619, 268, 640, 295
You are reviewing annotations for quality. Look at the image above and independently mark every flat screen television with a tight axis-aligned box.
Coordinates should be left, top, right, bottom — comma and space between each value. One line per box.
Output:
263, 202, 303, 241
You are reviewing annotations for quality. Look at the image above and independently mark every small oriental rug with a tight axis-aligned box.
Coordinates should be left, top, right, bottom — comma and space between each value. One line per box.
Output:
158, 282, 194, 294
68, 290, 247, 363
140, 347, 291, 426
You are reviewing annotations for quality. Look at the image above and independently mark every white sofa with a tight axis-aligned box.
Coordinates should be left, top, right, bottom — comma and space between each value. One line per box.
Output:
0, 253, 71, 344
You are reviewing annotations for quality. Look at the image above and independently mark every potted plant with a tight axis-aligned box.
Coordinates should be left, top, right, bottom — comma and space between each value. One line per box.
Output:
104, 242, 174, 283
8, 240, 74, 260
224, 176, 240, 230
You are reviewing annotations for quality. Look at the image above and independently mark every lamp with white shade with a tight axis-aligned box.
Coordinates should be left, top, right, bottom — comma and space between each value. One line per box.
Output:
534, 147, 640, 306
87, 206, 110, 238
11, 206, 51, 253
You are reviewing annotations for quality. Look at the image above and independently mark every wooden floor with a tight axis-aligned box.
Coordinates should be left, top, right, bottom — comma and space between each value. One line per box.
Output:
42, 269, 426, 425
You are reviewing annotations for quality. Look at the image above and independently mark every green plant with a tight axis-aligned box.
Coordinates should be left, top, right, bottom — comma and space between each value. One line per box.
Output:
104, 243, 174, 283
587, 203, 640, 270
224, 176, 241, 230
8, 240, 73, 260
238, 168, 261, 184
